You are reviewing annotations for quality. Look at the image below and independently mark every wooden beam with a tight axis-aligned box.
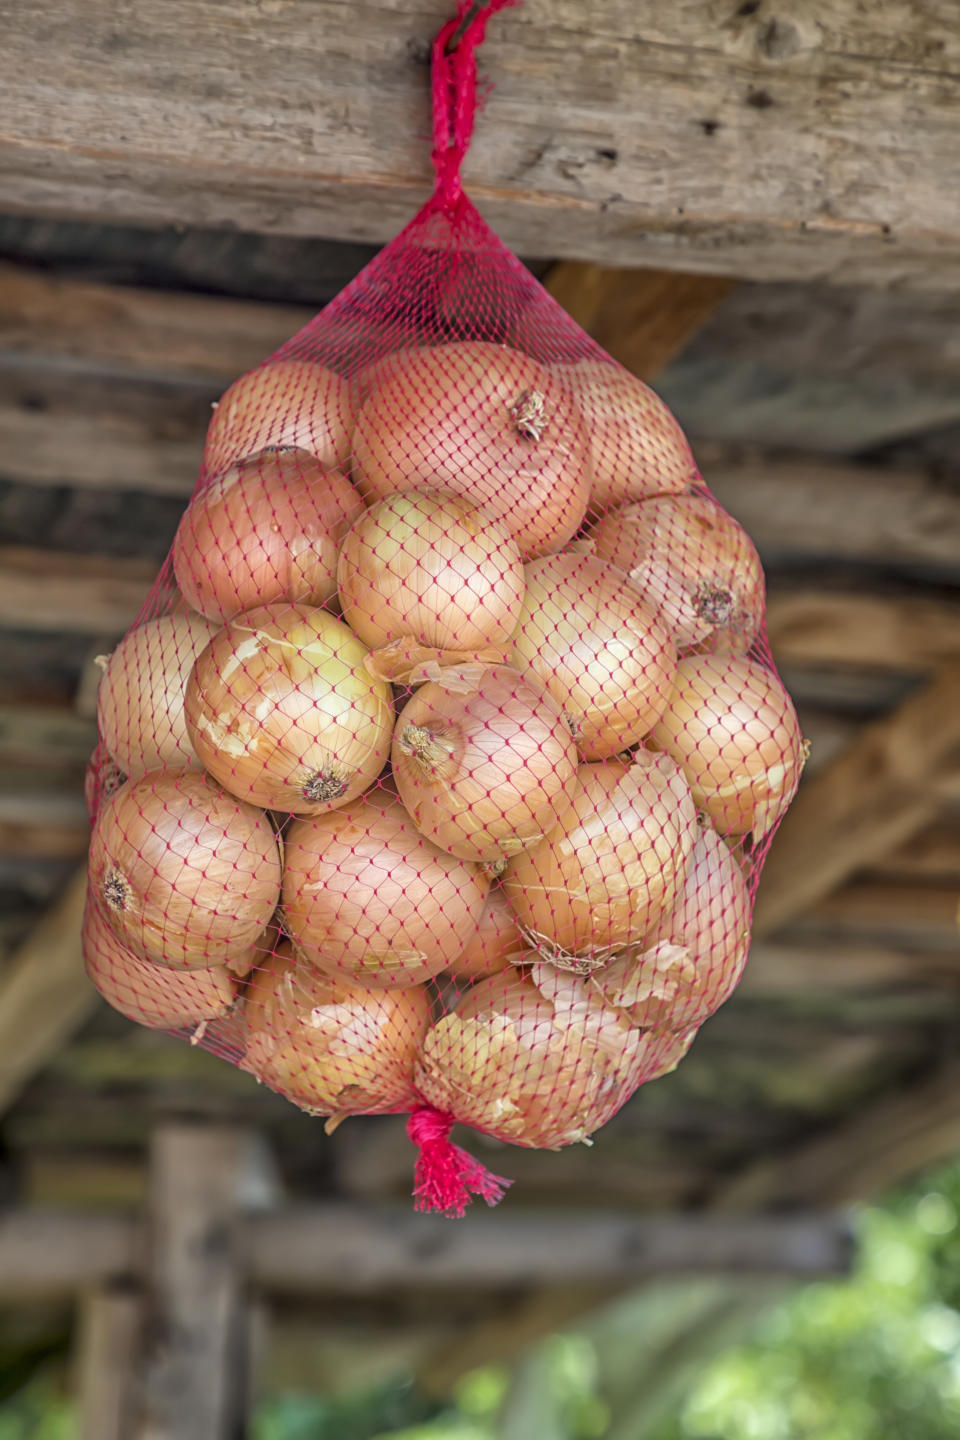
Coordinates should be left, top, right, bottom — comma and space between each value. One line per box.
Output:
0, 262, 310, 384
0, 870, 98, 1115
766, 589, 960, 672
4, 2, 960, 286
714, 1059, 960, 1210
867, 820, 960, 884
76, 1285, 144, 1440
0, 704, 96, 768
136, 1125, 252, 1440
741, 937, 960, 1000
753, 667, 960, 938
706, 453, 960, 573
0, 547, 159, 634
800, 880, 960, 950
544, 265, 733, 379
0, 1206, 854, 1300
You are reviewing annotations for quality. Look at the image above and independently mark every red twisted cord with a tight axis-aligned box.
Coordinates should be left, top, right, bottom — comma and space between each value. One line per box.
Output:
431, 0, 520, 209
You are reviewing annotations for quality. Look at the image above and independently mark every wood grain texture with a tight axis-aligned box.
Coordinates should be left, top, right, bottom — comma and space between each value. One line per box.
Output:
0, 547, 161, 634
4, 0, 960, 284
76, 1286, 144, 1440
766, 589, 960, 671
753, 668, 960, 937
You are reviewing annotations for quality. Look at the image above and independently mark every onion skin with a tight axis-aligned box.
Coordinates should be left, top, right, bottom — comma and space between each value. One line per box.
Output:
282, 786, 489, 989
97, 613, 218, 779
87, 768, 282, 971
351, 341, 593, 559
502, 753, 698, 961
83, 891, 236, 1028
338, 490, 525, 652
592, 827, 751, 1032
244, 942, 431, 1123
416, 969, 696, 1149
447, 886, 527, 982
392, 665, 579, 864
649, 654, 805, 839
185, 603, 394, 815
173, 449, 363, 623
203, 361, 356, 477
510, 552, 677, 760
589, 493, 765, 654
552, 358, 696, 511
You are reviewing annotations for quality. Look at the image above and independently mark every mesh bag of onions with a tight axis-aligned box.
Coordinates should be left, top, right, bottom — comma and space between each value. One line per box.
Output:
82, 0, 806, 1217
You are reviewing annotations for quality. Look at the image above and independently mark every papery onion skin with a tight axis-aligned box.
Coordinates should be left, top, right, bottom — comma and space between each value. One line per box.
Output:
87, 768, 282, 971
552, 358, 696, 511
243, 942, 431, 1120
447, 886, 527, 981
203, 361, 356, 477
83, 891, 236, 1028
185, 603, 393, 815
282, 786, 489, 988
351, 341, 592, 559
510, 552, 677, 760
592, 827, 751, 1032
649, 654, 805, 839
415, 969, 696, 1149
97, 613, 218, 779
589, 492, 765, 654
338, 490, 525, 652
392, 665, 579, 864
173, 449, 363, 623
502, 753, 698, 960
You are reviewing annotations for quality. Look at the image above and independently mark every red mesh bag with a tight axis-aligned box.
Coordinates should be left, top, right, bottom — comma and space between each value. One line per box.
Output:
82, 0, 806, 1217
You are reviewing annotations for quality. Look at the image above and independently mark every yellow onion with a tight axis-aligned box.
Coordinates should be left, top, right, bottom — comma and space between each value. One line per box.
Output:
649, 654, 805, 839
510, 552, 677, 759
392, 665, 579, 864
591, 827, 751, 1032
337, 490, 525, 652
589, 493, 765, 654
185, 604, 393, 815
552, 358, 696, 511
87, 768, 282, 971
173, 449, 363, 623
83, 892, 236, 1029
282, 786, 489, 988
203, 361, 356, 477
351, 341, 592, 559
97, 613, 218, 779
448, 886, 527, 982
415, 968, 696, 1149
244, 942, 431, 1128
502, 753, 698, 962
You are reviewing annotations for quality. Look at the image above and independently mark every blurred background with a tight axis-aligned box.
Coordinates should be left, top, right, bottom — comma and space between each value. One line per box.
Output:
3, 0, 960, 1434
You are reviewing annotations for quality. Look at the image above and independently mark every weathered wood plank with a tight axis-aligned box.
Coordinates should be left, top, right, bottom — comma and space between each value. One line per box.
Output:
0, 870, 98, 1115
766, 589, 960, 671
754, 668, 960, 937
76, 1285, 144, 1440
0, 547, 160, 634
4, 1, 960, 285
0, 1206, 854, 1299
544, 265, 733, 378
741, 938, 960, 999
796, 880, 960, 951
868, 821, 960, 884
0, 263, 310, 383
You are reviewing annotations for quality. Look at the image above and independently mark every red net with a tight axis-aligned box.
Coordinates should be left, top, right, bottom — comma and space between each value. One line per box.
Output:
82, 0, 806, 1217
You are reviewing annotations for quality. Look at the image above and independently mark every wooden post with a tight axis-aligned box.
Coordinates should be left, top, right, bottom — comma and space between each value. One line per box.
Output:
76, 1283, 144, 1440
133, 1124, 256, 1440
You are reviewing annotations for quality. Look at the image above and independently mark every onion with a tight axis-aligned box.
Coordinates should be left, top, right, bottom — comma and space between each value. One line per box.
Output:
172, 449, 363, 623
338, 490, 525, 652
649, 654, 805, 839
84, 892, 236, 1029
351, 341, 592, 559
591, 827, 751, 1032
502, 752, 698, 963
392, 665, 578, 864
184, 603, 393, 814
589, 493, 765, 654
415, 968, 696, 1148
448, 886, 527, 981
244, 941, 431, 1128
552, 358, 695, 512
353, 345, 425, 405
510, 552, 677, 759
203, 361, 356, 477
96, 613, 219, 780
87, 768, 282, 971
282, 786, 489, 988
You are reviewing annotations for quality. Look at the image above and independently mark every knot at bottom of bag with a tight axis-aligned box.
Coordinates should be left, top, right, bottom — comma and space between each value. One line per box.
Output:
406, 1106, 512, 1218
